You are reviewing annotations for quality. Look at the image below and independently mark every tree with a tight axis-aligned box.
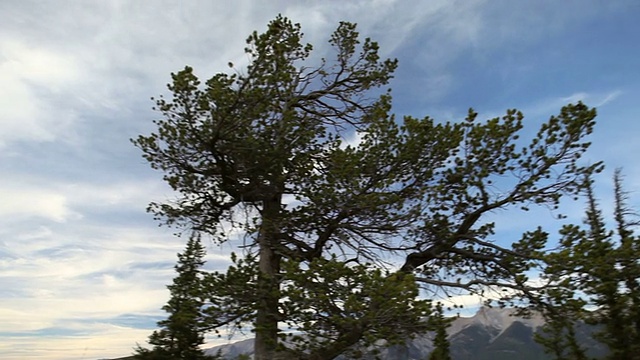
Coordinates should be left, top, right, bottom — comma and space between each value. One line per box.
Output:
428, 303, 452, 360
533, 304, 588, 360
536, 170, 640, 359
133, 15, 601, 359
134, 235, 209, 360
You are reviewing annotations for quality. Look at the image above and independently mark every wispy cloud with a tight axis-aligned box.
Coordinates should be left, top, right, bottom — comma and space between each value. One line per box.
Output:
0, 40, 82, 147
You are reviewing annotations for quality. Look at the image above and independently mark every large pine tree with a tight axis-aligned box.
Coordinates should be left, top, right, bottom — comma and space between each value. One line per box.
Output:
134, 15, 601, 359
134, 235, 209, 360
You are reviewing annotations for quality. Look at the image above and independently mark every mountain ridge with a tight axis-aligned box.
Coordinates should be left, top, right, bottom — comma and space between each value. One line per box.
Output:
203, 306, 586, 360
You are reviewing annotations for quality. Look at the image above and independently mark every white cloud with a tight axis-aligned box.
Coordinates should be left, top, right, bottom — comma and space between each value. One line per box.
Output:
0, 224, 233, 359
0, 174, 170, 223
1, 324, 152, 360
440, 293, 486, 310
0, 40, 81, 147
0, 187, 76, 223
469, 89, 624, 132
561, 90, 623, 108
62, 179, 171, 210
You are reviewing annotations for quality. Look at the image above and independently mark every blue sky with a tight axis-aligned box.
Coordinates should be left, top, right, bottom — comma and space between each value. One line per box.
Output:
1, 1, 639, 359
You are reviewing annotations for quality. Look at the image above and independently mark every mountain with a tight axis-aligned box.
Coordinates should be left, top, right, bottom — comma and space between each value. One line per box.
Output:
447, 307, 547, 360
206, 338, 255, 359
203, 307, 608, 360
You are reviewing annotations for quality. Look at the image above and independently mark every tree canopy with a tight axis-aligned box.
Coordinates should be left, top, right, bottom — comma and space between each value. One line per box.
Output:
535, 169, 640, 359
133, 15, 601, 359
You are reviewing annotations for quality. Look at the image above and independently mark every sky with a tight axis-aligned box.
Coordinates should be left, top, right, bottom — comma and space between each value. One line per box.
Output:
1, 1, 639, 359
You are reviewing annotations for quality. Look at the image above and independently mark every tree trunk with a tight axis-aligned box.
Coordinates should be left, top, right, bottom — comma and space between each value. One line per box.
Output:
254, 196, 282, 360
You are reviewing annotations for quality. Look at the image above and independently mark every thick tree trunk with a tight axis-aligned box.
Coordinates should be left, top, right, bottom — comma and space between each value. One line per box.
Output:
254, 196, 282, 360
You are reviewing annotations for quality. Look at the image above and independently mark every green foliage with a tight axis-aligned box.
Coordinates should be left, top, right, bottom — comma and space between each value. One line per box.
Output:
280, 257, 432, 358
533, 313, 588, 360
537, 169, 640, 359
201, 252, 258, 335
134, 235, 209, 360
428, 303, 452, 360
133, 15, 601, 360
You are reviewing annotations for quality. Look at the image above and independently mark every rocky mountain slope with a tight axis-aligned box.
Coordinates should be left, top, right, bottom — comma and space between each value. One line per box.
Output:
204, 307, 608, 360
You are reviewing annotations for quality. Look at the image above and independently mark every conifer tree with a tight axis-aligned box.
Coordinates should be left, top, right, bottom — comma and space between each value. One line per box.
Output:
134, 15, 601, 359
134, 235, 209, 360
428, 303, 452, 360
538, 170, 640, 359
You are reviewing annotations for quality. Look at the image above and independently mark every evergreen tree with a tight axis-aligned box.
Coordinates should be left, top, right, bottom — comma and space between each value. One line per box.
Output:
134, 235, 209, 360
538, 170, 640, 359
533, 304, 587, 360
133, 16, 601, 359
428, 303, 452, 360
